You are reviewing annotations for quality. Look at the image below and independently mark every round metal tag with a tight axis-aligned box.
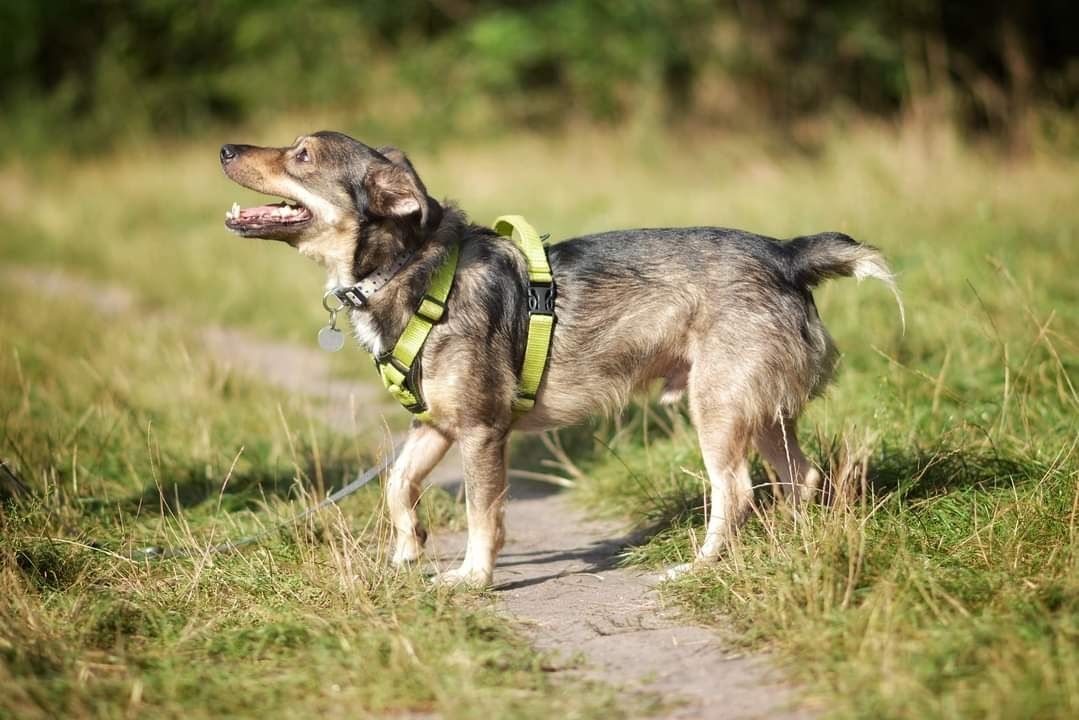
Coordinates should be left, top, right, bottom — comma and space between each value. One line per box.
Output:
317, 326, 345, 352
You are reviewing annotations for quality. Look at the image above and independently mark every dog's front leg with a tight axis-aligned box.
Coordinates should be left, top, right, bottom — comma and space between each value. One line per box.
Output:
387, 422, 452, 565
433, 426, 507, 588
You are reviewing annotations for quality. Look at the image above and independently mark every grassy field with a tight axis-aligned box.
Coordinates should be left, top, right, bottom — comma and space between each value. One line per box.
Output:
0, 280, 628, 719
2, 120, 1077, 718
544, 130, 1077, 718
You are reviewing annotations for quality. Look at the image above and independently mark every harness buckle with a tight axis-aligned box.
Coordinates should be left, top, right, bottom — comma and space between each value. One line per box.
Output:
376, 352, 410, 377
528, 282, 555, 315
374, 352, 427, 413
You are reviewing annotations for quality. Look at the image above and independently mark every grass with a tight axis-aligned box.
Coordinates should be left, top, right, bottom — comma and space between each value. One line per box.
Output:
566, 419, 1077, 719
0, 282, 623, 718
510, 128, 1075, 717
2, 118, 1078, 718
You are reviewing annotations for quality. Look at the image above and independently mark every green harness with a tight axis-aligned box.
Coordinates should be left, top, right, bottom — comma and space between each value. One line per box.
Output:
372, 215, 555, 422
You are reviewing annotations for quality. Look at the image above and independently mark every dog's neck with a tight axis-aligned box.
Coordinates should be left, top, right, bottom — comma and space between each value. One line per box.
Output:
337, 207, 464, 357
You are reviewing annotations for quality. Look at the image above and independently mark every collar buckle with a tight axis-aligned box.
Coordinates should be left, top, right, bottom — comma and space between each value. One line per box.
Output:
334, 286, 368, 308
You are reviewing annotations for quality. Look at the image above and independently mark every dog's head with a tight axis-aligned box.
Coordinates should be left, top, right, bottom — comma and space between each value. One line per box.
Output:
219, 131, 440, 271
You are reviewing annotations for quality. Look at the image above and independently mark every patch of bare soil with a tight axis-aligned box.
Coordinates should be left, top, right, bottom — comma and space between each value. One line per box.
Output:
428, 481, 807, 719
8, 265, 809, 719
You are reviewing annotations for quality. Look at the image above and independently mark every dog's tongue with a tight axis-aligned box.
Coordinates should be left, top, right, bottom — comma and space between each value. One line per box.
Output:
226, 201, 308, 222
239, 203, 284, 220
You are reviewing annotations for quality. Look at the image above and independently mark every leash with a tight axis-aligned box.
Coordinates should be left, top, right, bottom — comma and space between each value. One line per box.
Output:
128, 216, 553, 561
127, 441, 402, 561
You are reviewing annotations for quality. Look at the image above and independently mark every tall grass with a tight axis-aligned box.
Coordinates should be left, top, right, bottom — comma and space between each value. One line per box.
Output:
2, 118, 1077, 718
535, 125, 1079, 718
0, 282, 621, 719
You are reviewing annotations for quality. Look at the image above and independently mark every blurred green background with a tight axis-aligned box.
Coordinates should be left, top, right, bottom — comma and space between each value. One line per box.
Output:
2, 5, 1078, 720
3, 0, 1077, 155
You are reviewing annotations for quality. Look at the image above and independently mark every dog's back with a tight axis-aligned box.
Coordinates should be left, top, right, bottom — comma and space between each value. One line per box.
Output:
525, 228, 900, 430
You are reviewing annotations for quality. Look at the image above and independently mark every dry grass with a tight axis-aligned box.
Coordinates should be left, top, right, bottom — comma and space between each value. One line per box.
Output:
2, 118, 1077, 718
0, 283, 621, 719
530, 125, 1079, 719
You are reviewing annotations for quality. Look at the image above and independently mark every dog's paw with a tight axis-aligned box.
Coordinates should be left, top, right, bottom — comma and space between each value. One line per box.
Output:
663, 562, 696, 581
391, 529, 427, 567
391, 543, 424, 567
797, 468, 823, 504
430, 566, 492, 589
664, 558, 720, 581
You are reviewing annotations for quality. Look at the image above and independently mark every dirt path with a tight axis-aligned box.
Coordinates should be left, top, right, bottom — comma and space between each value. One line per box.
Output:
428, 484, 807, 719
4, 267, 385, 426
8, 266, 808, 719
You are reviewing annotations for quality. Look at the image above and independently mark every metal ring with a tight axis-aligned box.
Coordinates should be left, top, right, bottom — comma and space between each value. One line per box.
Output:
322, 289, 346, 313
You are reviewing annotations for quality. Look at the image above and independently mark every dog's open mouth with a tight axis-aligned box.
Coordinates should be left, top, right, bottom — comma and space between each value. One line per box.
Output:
224, 199, 313, 237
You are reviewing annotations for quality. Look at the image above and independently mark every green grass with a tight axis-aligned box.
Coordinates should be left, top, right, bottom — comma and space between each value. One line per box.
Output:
0, 283, 623, 719
2, 119, 1078, 718
565, 418, 1077, 719
514, 128, 1077, 718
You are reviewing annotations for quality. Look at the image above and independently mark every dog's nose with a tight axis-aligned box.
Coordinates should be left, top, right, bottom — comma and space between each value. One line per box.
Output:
220, 144, 238, 164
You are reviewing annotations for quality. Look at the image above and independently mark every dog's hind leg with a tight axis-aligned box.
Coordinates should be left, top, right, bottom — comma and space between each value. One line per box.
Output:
676, 370, 755, 572
388, 422, 452, 566
695, 418, 753, 562
432, 426, 507, 588
756, 417, 821, 504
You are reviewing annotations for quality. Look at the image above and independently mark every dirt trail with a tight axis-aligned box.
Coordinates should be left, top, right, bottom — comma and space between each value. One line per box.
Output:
429, 486, 806, 719
8, 266, 808, 719
4, 267, 383, 426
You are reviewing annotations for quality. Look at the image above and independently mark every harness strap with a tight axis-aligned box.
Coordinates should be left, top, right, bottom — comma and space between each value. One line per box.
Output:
374, 216, 555, 422
493, 215, 556, 417
373, 242, 459, 419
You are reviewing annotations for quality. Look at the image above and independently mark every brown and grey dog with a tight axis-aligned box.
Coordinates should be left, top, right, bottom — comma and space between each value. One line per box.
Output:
220, 131, 901, 586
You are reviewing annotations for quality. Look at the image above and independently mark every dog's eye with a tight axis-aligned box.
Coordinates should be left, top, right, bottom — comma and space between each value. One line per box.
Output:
296, 148, 310, 163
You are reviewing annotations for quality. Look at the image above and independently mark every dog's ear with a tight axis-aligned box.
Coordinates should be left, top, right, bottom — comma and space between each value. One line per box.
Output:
362, 148, 434, 226
376, 146, 411, 168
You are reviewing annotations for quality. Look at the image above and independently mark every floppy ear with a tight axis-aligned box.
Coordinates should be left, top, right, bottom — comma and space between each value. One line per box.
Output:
363, 161, 424, 218
362, 147, 440, 228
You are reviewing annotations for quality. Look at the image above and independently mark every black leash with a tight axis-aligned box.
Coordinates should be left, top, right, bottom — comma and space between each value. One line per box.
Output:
128, 443, 401, 561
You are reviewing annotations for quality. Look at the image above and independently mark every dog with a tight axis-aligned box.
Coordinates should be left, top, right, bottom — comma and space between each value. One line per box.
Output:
219, 131, 901, 586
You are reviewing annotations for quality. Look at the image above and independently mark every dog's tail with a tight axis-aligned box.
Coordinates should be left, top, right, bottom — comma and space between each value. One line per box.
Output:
786, 232, 905, 331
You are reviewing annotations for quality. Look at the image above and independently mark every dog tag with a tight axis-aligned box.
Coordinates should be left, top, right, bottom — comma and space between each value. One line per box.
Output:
317, 326, 345, 352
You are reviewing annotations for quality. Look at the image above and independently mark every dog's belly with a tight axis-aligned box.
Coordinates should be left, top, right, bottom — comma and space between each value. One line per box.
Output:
514, 351, 691, 432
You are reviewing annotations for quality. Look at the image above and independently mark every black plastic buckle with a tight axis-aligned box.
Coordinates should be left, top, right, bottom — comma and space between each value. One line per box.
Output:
376, 352, 410, 377
528, 282, 555, 315
375, 353, 428, 414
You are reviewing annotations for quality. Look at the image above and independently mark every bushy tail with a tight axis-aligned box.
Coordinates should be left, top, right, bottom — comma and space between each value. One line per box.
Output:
786, 232, 905, 331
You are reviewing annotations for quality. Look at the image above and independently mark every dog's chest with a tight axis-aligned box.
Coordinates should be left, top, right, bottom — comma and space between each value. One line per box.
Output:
348, 309, 384, 357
